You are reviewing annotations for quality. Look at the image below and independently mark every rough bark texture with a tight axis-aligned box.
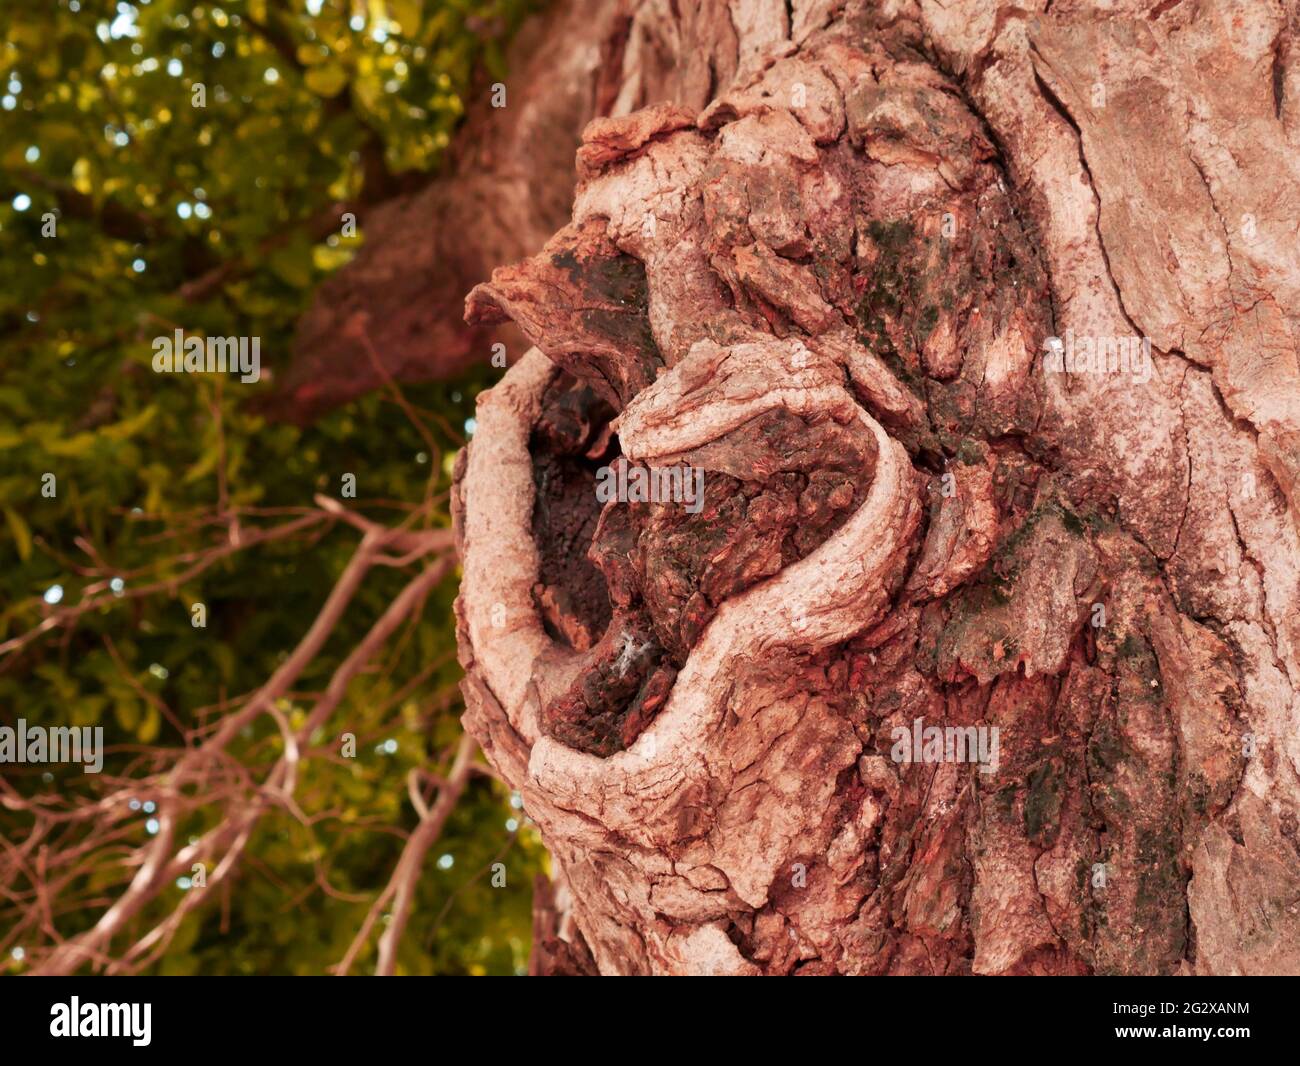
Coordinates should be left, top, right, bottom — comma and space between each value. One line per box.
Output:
454, 0, 1300, 975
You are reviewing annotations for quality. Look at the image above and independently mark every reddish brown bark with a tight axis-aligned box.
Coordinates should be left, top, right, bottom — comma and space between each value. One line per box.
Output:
454, 0, 1300, 975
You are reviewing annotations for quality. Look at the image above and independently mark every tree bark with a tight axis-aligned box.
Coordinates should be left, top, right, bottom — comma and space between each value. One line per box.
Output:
454, 0, 1300, 975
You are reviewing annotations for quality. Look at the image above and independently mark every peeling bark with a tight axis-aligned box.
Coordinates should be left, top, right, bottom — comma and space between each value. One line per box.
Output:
454, 0, 1300, 975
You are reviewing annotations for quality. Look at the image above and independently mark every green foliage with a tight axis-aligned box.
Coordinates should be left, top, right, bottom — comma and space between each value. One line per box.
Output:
0, 0, 544, 975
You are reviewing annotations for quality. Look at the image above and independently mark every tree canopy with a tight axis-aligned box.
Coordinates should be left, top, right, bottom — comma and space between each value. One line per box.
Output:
0, 0, 546, 976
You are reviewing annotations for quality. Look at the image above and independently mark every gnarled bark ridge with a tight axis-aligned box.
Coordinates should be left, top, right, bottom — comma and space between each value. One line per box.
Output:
454, 0, 1300, 975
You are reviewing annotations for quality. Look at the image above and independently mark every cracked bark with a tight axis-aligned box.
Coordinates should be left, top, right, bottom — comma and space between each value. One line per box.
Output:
454, 0, 1300, 975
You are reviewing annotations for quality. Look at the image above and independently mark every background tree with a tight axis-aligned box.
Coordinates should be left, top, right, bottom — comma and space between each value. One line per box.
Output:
0, 0, 552, 976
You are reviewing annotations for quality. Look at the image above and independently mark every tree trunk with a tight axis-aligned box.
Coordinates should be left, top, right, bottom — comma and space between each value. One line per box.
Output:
453, 0, 1300, 975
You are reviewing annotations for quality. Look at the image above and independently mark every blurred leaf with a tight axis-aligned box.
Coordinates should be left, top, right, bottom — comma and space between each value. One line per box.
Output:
390, 0, 423, 36
4, 507, 32, 562
305, 62, 349, 97
102, 405, 157, 442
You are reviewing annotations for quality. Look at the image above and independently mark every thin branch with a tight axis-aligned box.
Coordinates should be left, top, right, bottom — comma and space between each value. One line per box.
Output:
336, 732, 478, 976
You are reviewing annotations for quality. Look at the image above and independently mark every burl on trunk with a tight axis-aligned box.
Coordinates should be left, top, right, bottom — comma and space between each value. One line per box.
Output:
453, 0, 1300, 975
